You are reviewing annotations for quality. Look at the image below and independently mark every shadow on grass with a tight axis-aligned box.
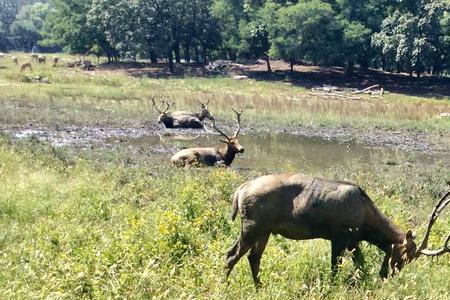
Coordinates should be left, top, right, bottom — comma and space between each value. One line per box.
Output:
97, 61, 450, 99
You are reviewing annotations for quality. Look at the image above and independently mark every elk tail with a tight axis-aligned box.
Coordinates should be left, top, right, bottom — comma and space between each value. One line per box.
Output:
231, 190, 239, 221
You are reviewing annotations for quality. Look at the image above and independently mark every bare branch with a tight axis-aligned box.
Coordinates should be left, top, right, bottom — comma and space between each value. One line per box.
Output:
416, 191, 450, 258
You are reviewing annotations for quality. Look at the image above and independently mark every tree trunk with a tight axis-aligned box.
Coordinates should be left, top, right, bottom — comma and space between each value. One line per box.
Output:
184, 43, 190, 63
290, 59, 294, 73
265, 54, 272, 73
149, 50, 157, 63
194, 46, 200, 63
174, 43, 181, 63
202, 45, 208, 65
345, 59, 354, 76
381, 55, 386, 71
168, 48, 174, 73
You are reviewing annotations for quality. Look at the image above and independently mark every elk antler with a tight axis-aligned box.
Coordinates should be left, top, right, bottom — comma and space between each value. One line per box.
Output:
150, 97, 163, 113
415, 191, 450, 258
162, 99, 175, 113
198, 99, 210, 109
232, 108, 243, 138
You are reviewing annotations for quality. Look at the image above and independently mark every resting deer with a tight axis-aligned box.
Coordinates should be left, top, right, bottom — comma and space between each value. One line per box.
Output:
170, 99, 213, 122
20, 62, 33, 72
171, 109, 244, 167
226, 174, 450, 287
151, 98, 210, 129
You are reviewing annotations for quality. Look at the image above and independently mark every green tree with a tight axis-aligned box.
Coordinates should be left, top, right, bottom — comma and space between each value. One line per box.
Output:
269, 0, 342, 72
10, 2, 51, 51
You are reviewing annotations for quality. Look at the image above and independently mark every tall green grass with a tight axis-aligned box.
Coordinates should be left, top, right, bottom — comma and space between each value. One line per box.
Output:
1, 138, 449, 299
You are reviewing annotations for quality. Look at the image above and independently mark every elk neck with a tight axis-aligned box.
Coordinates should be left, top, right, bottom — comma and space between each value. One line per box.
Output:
364, 202, 406, 247
217, 143, 236, 166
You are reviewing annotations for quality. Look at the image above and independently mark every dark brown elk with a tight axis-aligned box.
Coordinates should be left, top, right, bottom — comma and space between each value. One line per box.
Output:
171, 109, 244, 167
170, 100, 213, 122
226, 173, 450, 287
151, 98, 210, 129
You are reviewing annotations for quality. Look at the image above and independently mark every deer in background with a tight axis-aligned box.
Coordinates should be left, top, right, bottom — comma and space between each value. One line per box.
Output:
52, 57, 59, 67
20, 62, 33, 72
226, 174, 449, 287
31, 54, 39, 62
38, 55, 46, 64
171, 109, 244, 167
151, 98, 212, 129
12, 56, 18, 65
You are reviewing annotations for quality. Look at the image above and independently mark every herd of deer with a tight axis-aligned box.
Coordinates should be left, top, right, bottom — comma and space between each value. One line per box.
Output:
151, 97, 449, 287
0, 53, 59, 72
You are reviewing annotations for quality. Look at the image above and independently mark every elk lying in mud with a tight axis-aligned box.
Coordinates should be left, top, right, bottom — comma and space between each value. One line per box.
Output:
170, 99, 213, 122
226, 173, 450, 287
151, 98, 213, 129
171, 109, 244, 167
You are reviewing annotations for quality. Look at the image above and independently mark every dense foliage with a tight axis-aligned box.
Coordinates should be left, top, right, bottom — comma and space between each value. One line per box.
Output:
1, 1, 450, 74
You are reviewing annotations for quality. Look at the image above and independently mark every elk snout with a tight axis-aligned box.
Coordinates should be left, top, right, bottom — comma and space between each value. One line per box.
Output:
237, 146, 244, 153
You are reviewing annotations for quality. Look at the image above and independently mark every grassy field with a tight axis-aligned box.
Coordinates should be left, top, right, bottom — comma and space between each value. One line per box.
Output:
1, 53, 450, 298
0, 138, 449, 299
0, 52, 449, 132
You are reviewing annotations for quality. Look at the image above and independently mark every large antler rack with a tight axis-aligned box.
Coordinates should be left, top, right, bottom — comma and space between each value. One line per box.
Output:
151, 97, 174, 114
203, 109, 243, 141
415, 191, 450, 258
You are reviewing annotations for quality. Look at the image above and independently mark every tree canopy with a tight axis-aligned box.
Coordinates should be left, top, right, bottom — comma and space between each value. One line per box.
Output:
1, 0, 449, 76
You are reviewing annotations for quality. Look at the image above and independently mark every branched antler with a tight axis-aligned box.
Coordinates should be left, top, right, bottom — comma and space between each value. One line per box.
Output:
150, 97, 163, 113
415, 191, 450, 258
232, 108, 243, 138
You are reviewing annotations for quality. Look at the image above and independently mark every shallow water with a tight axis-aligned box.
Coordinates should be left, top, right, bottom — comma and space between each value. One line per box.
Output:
112, 132, 440, 172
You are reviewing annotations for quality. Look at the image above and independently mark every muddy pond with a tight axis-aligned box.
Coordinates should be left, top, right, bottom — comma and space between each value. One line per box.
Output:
107, 132, 441, 172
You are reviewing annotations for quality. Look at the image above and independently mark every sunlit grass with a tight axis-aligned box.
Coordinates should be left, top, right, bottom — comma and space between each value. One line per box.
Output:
0, 52, 449, 131
0, 139, 449, 298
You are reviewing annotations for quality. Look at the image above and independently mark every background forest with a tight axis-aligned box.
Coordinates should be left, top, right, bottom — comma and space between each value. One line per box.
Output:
1, 0, 450, 76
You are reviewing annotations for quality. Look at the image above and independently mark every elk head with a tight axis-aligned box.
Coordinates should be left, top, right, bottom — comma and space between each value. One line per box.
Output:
390, 191, 450, 274
205, 109, 244, 155
198, 100, 214, 121
151, 97, 175, 125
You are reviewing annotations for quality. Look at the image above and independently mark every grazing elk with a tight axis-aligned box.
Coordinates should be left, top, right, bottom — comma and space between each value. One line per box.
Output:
170, 99, 213, 122
12, 56, 18, 65
226, 174, 450, 287
171, 109, 245, 167
38, 55, 46, 64
152, 98, 209, 129
20, 62, 33, 72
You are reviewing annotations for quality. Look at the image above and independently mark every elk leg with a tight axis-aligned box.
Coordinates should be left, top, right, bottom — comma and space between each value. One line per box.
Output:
379, 245, 392, 279
247, 234, 270, 288
348, 244, 365, 276
225, 237, 251, 281
331, 239, 347, 276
